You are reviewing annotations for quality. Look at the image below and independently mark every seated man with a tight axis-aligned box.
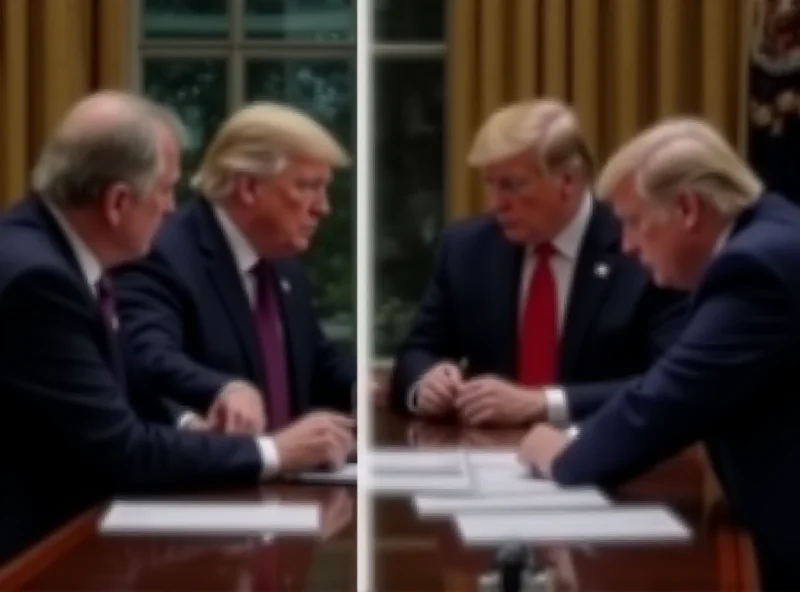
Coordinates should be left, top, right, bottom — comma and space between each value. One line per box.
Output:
113, 102, 356, 434
390, 99, 687, 426
0, 92, 353, 564
520, 117, 800, 591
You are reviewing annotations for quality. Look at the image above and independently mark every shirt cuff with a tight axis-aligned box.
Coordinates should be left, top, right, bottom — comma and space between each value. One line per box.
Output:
177, 411, 200, 429
544, 386, 570, 425
255, 436, 281, 479
565, 424, 580, 440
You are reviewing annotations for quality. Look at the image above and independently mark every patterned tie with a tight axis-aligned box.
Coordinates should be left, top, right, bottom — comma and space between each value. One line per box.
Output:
518, 242, 559, 385
251, 261, 292, 429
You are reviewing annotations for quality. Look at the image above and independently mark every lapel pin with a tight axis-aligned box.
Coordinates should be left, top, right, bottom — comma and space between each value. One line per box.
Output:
280, 278, 291, 294
594, 262, 610, 278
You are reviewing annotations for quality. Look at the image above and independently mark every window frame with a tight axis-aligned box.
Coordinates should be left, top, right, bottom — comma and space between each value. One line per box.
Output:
132, 0, 359, 347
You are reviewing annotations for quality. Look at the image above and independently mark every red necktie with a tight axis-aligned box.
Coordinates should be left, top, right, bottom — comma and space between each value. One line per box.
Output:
518, 243, 559, 385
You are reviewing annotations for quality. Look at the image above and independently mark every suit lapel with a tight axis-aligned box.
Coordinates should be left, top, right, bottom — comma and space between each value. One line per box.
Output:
194, 201, 267, 389
558, 204, 620, 379
30, 198, 125, 378
484, 231, 524, 379
272, 261, 305, 411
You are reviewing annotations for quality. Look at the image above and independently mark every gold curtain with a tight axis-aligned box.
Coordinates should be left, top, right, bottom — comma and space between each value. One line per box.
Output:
0, 0, 132, 208
447, 0, 754, 219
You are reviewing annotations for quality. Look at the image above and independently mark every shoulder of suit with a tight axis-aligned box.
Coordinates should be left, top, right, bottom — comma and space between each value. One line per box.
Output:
0, 231, 83, 299
439, 214, 500, 245
150, 200, 201, 254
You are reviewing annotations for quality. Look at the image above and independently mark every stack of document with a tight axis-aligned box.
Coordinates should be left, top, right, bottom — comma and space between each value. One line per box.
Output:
289, 462, 358, 485
454, 506, 692, 545
368, 448, 474, 495
100, 500, 321, 537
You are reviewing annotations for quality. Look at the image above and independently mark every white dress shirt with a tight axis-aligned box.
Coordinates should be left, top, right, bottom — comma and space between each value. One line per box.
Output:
47, 201, 280, 478
408, 193, 594, 422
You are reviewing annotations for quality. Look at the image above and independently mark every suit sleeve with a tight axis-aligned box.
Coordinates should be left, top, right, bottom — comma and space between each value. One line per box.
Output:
552, 254, 793, 487
563, 286, 688, 420
114, 252, 236, 412
389, 233, 461, 412
0, 269, 263, 493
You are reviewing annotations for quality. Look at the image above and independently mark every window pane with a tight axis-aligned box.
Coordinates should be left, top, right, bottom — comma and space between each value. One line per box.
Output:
141, 58, 228, 198
374, 58, 445, 356
374, 0, 445, 42
142, 0, 228, 39
245, 0, 354, 41
246, 59, 355, 349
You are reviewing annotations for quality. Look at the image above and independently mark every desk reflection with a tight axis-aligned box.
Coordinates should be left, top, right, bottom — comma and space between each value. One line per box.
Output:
15, 487, 354, 592
374, 410, 758, 592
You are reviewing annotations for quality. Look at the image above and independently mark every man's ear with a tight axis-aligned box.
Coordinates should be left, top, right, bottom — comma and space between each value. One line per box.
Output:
102, 182, 134, 227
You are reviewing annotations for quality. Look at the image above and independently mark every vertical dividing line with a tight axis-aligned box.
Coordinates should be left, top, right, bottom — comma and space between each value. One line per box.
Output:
355, 0, 373, 590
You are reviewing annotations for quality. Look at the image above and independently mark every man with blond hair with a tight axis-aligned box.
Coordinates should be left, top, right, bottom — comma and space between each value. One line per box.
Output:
113, 102, 357, 445
390, 98, 686, 427
0, 92, 352, 565
520, 116, 800, 589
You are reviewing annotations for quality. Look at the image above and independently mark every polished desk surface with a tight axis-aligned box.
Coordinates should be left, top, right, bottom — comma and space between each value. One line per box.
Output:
374, 410, 759, 592
0, 485, 355, 591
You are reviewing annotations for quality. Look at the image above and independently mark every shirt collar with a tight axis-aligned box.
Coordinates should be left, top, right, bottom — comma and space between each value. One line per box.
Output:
713, 224, 733, 255
212, 204, 259, 274
44, 201, 103, 294
530, 190, 593, 259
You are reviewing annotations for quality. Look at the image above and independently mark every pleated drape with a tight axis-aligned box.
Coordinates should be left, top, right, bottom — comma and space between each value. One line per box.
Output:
447, 0, 754, 218
0, 0, 132, 207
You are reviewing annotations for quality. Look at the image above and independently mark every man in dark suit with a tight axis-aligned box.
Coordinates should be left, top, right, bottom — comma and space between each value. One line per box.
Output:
0, 92, 353, 565
390, 99, 686, 427
112, 102, 356, 434
520, 117, 800, 590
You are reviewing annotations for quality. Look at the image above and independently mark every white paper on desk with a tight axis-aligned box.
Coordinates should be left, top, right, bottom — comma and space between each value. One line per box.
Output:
100, 501, 320, 536
291, 463, 357, 485
370, 448, 467, 475
369, 472, 474, 495
464, 450, 520, 469
456, 506, 692, 545
414, 490, 611, 516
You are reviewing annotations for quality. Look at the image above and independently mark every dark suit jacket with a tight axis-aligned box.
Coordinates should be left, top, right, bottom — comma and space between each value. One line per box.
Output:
390, 201, 687, 419
552, 193, 800, 580
0, 197, 264, 565
112, 197, 354, 423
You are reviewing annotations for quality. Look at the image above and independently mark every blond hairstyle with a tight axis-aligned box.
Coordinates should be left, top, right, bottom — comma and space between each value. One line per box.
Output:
596, 117, 763, 217
467, 98, 594, 178
191, 102, 350, 200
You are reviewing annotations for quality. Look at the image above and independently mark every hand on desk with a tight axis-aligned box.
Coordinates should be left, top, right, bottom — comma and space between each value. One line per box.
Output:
274, 411, 355, 473
517, 423, 570, 479
207, 380, 266, 434
455, 375, 546, 427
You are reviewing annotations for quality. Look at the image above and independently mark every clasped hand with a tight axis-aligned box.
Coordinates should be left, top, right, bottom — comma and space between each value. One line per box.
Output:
415, 362, 545, 427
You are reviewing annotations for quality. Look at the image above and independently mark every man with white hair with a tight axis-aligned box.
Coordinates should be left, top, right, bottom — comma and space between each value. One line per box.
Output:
520, 116, 800, 589
113, 102, 357, 436
390, 99, 686, 428
0, 92, 354, 564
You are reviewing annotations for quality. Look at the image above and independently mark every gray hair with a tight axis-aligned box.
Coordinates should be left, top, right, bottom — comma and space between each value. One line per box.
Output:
31, 91, 186, 208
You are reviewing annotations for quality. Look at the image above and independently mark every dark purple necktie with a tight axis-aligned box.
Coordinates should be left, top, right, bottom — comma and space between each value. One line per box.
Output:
251, 261, 291, 430
95, 275, 116, 330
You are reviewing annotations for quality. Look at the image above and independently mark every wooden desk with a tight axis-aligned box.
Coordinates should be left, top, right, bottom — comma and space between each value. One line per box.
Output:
0, 485, 355, 591
373, 410, 759, 592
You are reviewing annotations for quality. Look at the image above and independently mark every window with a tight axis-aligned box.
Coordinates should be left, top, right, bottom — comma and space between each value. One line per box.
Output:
136, 0, 356, 350
372, 0, 447, 357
